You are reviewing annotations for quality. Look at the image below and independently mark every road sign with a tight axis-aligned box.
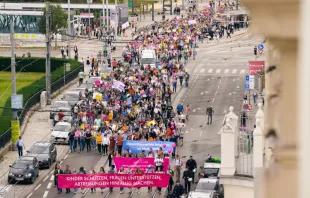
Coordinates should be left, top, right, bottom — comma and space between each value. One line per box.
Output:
65, 63, 71, 72
245, 75, 249, 81
11, 94, 23, 109
245, 75, 250, 90
249, 61, 265, 75
245, 84, 250, 90
258, 44, 264, 50
249, 75, 255, 89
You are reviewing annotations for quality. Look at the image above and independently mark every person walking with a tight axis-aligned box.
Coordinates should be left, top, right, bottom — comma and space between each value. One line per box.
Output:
61, 46, 65, 58
167, 166, 174, 192
186, 156, 197, 184
145, 165, 154, 193
185, 72, 190, 88
193, 48, 197, 60
134, 167, 143, 193
253, 91, 258, 106
85, 130, 92, 152
174, 155, 182, 182
172, 78, 177, 93
54, 164, 63, 194
72, 169, 78, 194
66, 45, 69, 57
185, 105, 190, 120
102, 133, 109, 156
16, 136, 25, 157
206, 104, 214, 124
68, 130, 75, 153
78, 69, 85, 86
78, 166, 87, 194
118, 167, 125, 194
108, 166, 115, 193
173, 181, 184, 198
182, 168, 191, 195
96, 132, 103, 155
90, 167, 96, 193
64, 165, 71, 193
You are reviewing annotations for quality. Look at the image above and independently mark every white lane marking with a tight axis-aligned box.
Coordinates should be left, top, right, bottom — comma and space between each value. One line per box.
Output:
219, 79, 222, 84
26, 193, 33, 198
51, 170, 54, 174
216, 69, 221, 73
60, 161, 63, 164
232, 69, 237, 74
34, 184, 41, 190
212, 98, 215, 102
43, 175, 49, 182
50, 175, 54, 181
47, 182, 52, 189
217, 85, 220, 89
43, 191, 49, 198
194, 69, 198, 73
208, 69, 213, 73
240, 69, 245, 74
233, 78, 236, 81
200, 131, 203, 137
237, 86, 240, 89
207, 78, 210, 81
194, 74, 199, 83
200, 69, 205, 73
215, 91, 218, 95
64, 154, 68, 159
229, 92, 232, 95
224, 69, 229, 73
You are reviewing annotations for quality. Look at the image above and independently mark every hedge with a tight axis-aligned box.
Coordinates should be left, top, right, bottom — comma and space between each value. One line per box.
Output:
0, 57, 81, 134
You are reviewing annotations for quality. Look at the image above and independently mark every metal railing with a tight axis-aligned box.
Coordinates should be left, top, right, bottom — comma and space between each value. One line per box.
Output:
235, 111, 254, 176
0, 64, 82, 148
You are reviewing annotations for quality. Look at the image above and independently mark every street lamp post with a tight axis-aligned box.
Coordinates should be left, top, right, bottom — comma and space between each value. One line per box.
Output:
115, 0, 118, 38
67, 0, 71, 59
87, 0, 92, 40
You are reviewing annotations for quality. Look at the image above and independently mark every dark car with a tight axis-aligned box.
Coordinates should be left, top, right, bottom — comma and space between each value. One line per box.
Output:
8, 156, 39, 184
27, 142, 57, 168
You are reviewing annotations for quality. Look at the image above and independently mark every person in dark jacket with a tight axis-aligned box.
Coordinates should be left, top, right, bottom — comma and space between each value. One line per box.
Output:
186, 156, 197, 183
182, 168, 191, 194
63, 165, 71, 193
54, 164, 64, 194
172, 181, 184, 197
166, 190, 177, 198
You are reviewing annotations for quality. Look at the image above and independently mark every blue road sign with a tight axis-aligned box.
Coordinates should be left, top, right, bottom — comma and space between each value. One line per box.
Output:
246, 75, 249, 81
245, 84, 250, 90
258, 44, 264, 50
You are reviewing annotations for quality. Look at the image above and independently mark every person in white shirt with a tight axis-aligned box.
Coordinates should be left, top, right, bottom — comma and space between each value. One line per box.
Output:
16, 136, 25, 157
102, 134, 110, 156
154, 156, 164, 171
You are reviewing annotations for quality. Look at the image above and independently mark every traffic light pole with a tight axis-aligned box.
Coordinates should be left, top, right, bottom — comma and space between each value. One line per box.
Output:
152, 0, 154, 21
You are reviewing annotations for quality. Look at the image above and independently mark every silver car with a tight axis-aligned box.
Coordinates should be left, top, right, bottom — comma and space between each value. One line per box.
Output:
50, 101, 71, 119
61, 91, 82, 107
50, 122, 72, 144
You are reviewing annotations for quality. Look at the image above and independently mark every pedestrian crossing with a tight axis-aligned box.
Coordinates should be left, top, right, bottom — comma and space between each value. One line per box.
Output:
193, 68, 247, 75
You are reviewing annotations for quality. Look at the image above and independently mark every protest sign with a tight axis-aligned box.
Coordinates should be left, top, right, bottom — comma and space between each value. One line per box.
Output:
113, 157, 170, 172
58, 173, 170, 188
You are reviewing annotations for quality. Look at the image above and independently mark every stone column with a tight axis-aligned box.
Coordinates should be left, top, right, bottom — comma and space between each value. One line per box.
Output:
253, 119, 263, 170
226, 106, 238, 157
219, 118, 236, 176
239, 0, 299, 198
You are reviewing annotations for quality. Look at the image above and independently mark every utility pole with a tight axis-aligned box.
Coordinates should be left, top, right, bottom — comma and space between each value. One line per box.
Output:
88, 1, 91, 40
67, 0, 71, 58
107, 0, 109, 32
115, 0, 118, 38
132, 0, 134, 17
46, 4, 51, 105
10, 20, 17, 120
152, 0, 154, 21
236, 0, 239, 10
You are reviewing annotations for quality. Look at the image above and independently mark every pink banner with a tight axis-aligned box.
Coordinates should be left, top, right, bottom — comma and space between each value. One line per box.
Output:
249, 61, 265, 75
114, 157, 170, 172
58, 173, 170, 188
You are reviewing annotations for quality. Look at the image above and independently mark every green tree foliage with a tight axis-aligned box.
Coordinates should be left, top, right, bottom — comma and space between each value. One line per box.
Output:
38, 3, 67, 35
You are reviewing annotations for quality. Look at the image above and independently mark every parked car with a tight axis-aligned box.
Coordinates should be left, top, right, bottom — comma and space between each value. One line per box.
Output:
50, 122, 73, 144
199, 155, 221, 178
194, 178, 224, 198
8, 156, 39, 184
61, 91, 82, 107
52, 107, 72, 126
26, 142, 57, 168
50, 100, 71, 119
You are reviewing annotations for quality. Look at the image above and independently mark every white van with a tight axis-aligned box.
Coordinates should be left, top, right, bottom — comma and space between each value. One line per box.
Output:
140, 49, 156, 68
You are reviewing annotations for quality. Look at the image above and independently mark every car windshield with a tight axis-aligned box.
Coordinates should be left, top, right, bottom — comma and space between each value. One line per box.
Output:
53, 102, 69, 108
64, 94, 79, 101
12, 161, 32, 169
141, 58, 155, 65
54, 124, 70, 132
196, 181, 216, 192
30, 146, 49, 154
204, 168, 219, 175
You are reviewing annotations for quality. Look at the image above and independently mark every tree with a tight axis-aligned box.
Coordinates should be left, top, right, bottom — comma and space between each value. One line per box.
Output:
38, 3, 68, 47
